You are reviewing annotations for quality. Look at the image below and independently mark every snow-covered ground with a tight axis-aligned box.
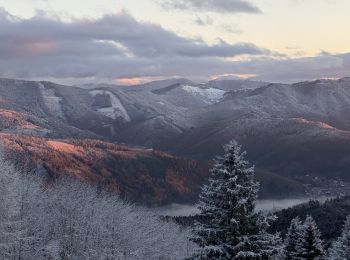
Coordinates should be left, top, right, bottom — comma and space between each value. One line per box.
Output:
182, 85, 226, 104
90, 90, 131, 122
38, 83, 65, 119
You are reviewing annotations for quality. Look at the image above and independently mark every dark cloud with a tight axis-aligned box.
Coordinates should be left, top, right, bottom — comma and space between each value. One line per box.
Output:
161, 0, 261, 14
0, 9, 267, 59
0, 8, 268, 58
0, 8, 348, 84
0, 8, 274, 83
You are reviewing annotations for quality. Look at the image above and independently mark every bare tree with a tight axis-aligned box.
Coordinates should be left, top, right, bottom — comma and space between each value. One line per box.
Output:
0, 150, 195, 259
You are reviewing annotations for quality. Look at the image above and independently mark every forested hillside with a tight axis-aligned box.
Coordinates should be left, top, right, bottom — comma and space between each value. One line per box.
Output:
0, 133, 209, 205
269, 196, 350, 243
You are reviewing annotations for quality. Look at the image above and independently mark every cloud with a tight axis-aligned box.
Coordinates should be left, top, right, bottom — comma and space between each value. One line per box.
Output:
225, 53, 350, 83
221, 24, 242, 34
194, 15, 213, 26
0, 8, 348, 84
0, 9, 268, 59
0, 8, 274, 83
161, 0, 261, 14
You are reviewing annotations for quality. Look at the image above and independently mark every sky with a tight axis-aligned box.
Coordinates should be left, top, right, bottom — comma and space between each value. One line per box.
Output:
0, 0, 349, 85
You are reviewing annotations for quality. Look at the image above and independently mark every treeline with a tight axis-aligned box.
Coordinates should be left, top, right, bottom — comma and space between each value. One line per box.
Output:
0, 153, 194, 259
270, 196, 350, 242
283, 214, 350, 259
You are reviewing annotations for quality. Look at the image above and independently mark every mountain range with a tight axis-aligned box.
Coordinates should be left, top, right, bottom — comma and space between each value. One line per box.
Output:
1, 77, 350, 203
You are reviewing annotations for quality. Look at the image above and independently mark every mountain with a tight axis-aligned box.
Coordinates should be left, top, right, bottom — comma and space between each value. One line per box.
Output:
206, 78, 269, 91
1, 133, 209, 205
1, 77, 350, 200
0, 78, 211, 205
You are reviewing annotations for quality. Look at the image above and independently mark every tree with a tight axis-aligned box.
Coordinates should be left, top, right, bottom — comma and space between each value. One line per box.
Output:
0, 149, 195, 259
0, 152, 39, 260
284, 217, 303, 259
191, 140, 282, 259
298, 215, 324, 260
328, 215, 350, 259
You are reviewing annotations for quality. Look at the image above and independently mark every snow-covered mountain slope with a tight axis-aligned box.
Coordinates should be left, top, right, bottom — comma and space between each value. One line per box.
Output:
206, 79, 269, 91
39, 83, 66, 119
2, 77, 350, 199
211, 78, 350, 131
89, 90, 131, 122
181, 85, 226, 104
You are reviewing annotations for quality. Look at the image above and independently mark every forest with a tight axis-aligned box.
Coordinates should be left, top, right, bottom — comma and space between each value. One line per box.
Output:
0, 152, 194, 259
1, 141, 350, 259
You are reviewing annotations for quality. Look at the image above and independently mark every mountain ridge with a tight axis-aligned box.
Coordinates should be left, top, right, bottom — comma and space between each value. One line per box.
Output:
1, 76, 350, 201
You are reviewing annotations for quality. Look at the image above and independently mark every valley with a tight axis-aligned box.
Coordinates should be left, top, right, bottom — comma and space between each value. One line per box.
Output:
1, 77, 350, 204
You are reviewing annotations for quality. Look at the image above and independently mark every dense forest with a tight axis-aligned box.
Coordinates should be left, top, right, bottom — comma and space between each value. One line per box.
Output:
270, 196, 350, 243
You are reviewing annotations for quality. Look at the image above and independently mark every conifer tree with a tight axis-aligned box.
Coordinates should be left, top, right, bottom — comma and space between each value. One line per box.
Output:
298, 215, 324, 260
285, 217, 303, 259
328, 215, 350, 260
191, 140, 282, 259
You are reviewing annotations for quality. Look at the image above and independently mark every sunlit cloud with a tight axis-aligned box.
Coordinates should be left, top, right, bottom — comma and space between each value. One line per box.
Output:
210, 73, 258, 80
114, 77, 164, 85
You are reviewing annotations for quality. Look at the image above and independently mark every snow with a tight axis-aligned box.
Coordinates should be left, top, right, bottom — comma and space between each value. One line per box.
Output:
182, 85, 226, 104
90, 90, 131, 122
0, 156, 194, 260
38, 83, 65, 119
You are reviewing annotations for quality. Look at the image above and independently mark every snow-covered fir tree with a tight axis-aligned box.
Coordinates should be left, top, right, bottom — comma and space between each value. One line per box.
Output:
298, 215, 324, 260
328, 215, 350, 259
191, 140, 282, 259
284, 217, 303, 260
284, 217, 303, 259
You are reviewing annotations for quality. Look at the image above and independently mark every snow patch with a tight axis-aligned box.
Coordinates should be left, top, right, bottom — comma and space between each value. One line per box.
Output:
90, 90, 131, 122
38, 83, 65, 119
182, 85, 226, 104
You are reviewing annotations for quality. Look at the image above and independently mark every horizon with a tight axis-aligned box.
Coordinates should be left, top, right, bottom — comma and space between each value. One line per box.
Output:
1, 75, 350, 87
0, 0, 349, 85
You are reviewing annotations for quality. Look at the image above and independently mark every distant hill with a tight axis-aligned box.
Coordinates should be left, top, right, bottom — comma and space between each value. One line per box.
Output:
1, 133, 209, 205
1, 77, 350, 200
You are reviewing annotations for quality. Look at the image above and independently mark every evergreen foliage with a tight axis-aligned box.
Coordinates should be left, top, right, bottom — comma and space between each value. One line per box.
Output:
284, 217, 303, 259
328, 215, 350, 259
269, 197, 350, 242
191, 140, 282, 259
298, 215, 324, 260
